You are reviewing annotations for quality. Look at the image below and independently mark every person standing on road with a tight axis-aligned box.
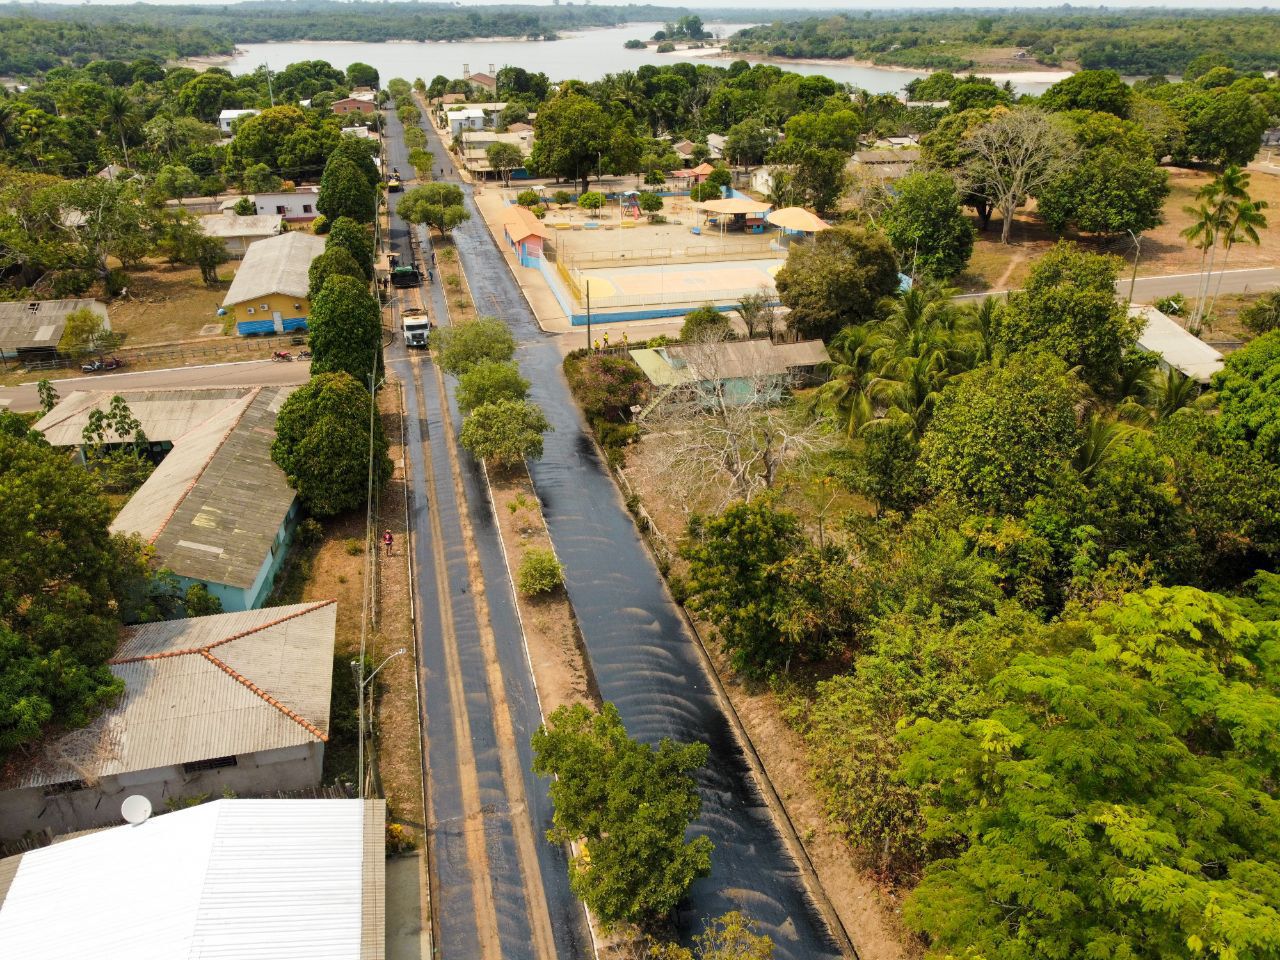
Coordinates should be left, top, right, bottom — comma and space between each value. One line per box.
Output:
383, 529, 394, 556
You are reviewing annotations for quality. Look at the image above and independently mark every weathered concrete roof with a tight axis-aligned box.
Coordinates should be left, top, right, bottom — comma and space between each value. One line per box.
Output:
222, 231, 326, 308
110, 385, 299, 589
0, 602, 336, 790
1131, 304, 1225, 383
199, 212, 283, 239
0, 299, 109, 351
35, 386, 252, 446
0, 798, 384, 960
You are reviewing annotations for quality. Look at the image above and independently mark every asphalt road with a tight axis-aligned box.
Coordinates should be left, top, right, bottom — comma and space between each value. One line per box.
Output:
0, 358, 312, 413
419, 120, 844, 957
953, 265, 1280, 303
385, 106, 590, 960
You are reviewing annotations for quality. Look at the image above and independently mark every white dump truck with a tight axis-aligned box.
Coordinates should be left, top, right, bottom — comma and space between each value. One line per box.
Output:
403, 308, 430, 348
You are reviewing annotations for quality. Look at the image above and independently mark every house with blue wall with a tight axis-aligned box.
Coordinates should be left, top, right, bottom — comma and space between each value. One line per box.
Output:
221, 232, 325, 336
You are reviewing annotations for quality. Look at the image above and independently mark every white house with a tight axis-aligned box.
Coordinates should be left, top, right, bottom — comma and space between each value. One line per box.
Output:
199, 212, 284, 257
448, 107, 488, 137
0, 798, 386, 960
218, 108, 260, 133
0, 602, 338, 841
222, 186, 321, 221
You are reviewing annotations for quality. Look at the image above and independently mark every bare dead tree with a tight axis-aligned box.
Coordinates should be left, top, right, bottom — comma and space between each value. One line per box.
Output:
961, 108, 1075, 244
645, 335, 830, 512
736, 286, 780, 341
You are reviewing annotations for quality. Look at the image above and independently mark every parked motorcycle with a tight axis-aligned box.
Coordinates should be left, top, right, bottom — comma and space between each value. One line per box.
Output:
297, 349, 312, 360
81, 356, 123, 374
271, 350, 293, 362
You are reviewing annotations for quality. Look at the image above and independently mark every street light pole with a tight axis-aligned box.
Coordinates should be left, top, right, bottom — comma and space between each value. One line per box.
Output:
351, 648, 406, 799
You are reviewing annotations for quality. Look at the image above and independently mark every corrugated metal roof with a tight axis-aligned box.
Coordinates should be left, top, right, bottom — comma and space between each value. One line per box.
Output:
222, 232, 325, 309
631, 338, 830, 386
0, 798, 383, 960
110, 386, 299, 587
0, 602, 336, 790
35, 387, 252, 447
1131, 305, 1225, 383
0, 298, 109, 351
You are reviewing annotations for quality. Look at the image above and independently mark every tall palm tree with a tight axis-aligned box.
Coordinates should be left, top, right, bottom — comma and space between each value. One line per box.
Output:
1208, 197, 1268, 317
101, 89, 138, 167
810, 324, 882, 436
1180, 199, 1223, 330
957, 296, 1002, 367
1147, 368, 1203, 421
867, 350, 950, 441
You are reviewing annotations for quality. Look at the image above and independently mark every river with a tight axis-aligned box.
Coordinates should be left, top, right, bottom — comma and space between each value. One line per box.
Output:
225, 22, 1064, 96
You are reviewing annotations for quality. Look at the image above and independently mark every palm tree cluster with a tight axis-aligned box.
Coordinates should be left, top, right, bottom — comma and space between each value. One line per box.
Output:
1181, 164, 1269, 332
811, 285, 1209, 447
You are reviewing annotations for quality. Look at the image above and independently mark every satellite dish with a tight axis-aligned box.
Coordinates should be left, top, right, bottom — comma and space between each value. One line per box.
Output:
121, 795, 153, 825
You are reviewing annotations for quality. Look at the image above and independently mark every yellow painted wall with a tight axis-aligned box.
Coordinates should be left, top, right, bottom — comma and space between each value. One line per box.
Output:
228, 291, 310, 327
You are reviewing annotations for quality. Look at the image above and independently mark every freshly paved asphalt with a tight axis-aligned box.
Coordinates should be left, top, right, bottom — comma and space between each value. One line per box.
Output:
417, 118, 844, 957
0, 358, 311, 413
385, 107, 590, 960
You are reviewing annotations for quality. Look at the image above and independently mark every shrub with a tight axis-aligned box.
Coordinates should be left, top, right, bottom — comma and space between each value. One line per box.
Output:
578, 191, 606, 212
1239, 291, 1280, 334
552, 190, 572, 206
517, 547, 564, 596
564, 352, 650, 421
312, 214, 330, 235
344, 538, 364, 556
516, 189, 540, 207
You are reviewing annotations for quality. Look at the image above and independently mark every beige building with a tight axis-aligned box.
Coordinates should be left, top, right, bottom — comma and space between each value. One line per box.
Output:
199, 212, 284, 258
0, 602, 337, 842
0, 298, 109, 363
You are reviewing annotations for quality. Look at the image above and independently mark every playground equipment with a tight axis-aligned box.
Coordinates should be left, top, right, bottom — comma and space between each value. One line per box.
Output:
622, 190, 642, 220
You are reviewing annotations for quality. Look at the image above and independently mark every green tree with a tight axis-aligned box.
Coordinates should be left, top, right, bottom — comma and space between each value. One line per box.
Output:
152, 163, 200, 200
531, 702, 713, 926
1040, 69, 1133, 117
36, 379, 58, 415
649, 911, 776, 960
328, 136, 380, 190
345, 62, 379, 89
1239, 291, 1280, 335
307, 274, 382, 387
325, 216, 375, 279
683, 499, 808, 676
774, 226, 900, 341
577, 190, 606, 211
434, 316, 515, 375
516, 548, 563, 597
271, 372, 392, 518
230, 105, 307, 168
307, 246, 365, 299
920, 352, 1082, 514
459, 398, 551, 468
407, 147, 434, 179
899, 585, 1280, 960
0, 430, 126, 754
1185, 89, 1268, 167
681, 304, 731, 342
317, 155, 376, 224
58, 307, 120, 361
183, 583, 222, 617
485, 141, 525, 186
455, 359, 529, 414
563, 352, 650, 421
155, 213, 228, 285
1212, 330, 1280, 465
1038, 112, 1170, 237
724, 117, 773, 168
529, 92, 617, 194
397, 182, 469, 235
638, 191, 663, 215
879, 170, 974, 279
1000, 242, 1140, 391
689, 181, 722, 203
232, 196, 256, 216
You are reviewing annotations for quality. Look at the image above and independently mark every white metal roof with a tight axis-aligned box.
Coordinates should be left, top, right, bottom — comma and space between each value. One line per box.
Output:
1130, 304, 1225, 383
0, 601, 336, 791
222, 231, 326, 308
0, 798, 384, 960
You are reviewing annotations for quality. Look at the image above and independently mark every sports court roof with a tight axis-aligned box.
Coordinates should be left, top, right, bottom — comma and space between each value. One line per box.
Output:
697, 197, 773, 216
0, 601, 336, 791
767, 207, 829, 233
0, 798, 384, 960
